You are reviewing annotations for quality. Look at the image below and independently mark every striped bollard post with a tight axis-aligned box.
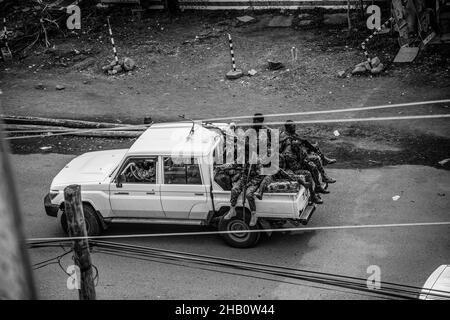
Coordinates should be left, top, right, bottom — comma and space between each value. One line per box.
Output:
361, 17, 394, 67
225, 33, 243, 80
107, 16, 119, 66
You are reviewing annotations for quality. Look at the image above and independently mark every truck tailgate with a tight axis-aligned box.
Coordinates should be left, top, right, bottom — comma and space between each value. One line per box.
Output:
213, 186, 310, 220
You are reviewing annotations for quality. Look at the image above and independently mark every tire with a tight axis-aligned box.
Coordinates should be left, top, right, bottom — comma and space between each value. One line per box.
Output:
218, 213, 261, 248
60, 204, 102, 236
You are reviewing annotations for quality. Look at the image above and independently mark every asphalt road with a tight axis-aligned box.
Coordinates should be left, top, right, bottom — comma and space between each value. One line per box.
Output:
12, 153, 450, 300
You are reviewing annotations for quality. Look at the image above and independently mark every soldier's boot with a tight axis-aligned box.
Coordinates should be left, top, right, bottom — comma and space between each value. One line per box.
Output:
254, 184, 264, 200
249, 211, 258, 227
311, 193, 323, 204
323, 156, 337, 165
322, 174, 336, 184
224, 206, 237, 220
315, 185, 330, 194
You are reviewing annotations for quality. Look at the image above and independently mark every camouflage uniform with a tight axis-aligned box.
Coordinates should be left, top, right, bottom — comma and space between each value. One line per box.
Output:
281, 143, 323, 203
253, 152, 290, 199
282, 130, 328, 163
281, 132, 324, 188
282, 147, 315, 190
281, 129, 335, 184
230, 163, 263, 212
214, 163, 243, 191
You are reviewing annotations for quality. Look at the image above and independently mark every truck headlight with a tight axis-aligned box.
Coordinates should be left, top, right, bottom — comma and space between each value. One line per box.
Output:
49, 190, 60, 200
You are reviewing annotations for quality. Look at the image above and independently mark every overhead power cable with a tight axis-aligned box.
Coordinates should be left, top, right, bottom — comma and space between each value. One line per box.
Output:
200, 99, 450, 122
26, 221, 450, 243
90, 240, 449, 300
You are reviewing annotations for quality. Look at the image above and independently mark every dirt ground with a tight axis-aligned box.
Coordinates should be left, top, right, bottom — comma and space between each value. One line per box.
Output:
1, 10, 450, 169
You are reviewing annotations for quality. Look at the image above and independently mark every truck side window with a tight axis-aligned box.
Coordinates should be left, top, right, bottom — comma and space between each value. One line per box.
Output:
163, 157, 202, 185
120, 157, 157, 184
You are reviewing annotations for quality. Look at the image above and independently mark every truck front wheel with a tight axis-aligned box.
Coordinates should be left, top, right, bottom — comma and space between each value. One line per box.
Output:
60, 204, 102, 237
218, 215, 261, 248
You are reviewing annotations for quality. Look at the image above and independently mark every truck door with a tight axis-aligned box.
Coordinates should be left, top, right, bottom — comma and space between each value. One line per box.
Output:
109, 156, 165, 218
160, 156, 208, 219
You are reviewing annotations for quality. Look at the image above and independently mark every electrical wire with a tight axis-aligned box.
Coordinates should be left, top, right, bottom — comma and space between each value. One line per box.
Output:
199, 99, 450, 122
3, 100, 450, 140
230, 114, 450, 127
27, 240, 449, 299
25, 221, 450, 243
94, 240, 450, 298
91, 247, 390, 300
90, 240, 449, 300
4, 123, 151, 140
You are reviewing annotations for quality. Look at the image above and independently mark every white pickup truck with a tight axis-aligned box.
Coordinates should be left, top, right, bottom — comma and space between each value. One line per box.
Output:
44, 122, 317, 247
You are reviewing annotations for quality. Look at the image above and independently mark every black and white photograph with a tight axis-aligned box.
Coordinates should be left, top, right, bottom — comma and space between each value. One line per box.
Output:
0, 0, 449, 307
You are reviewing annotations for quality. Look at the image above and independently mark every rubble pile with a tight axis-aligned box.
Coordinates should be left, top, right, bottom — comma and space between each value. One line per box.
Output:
352, 56, 384, 75
101, 57, 136, 75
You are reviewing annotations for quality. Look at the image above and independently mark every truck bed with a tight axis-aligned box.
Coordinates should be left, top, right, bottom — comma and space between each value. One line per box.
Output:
212, 186, 310, 221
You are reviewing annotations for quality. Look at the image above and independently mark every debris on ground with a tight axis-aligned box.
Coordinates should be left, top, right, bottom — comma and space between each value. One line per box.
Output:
35, 83, 46, 90
236, 16, 255, 24
297, 19, 314, 27
392, 195, 401, 201
438, 158, 450, 169
226, 69, 244, 80
102, 57, 136, 75
351, 56, 384, 75
72, 57, 97, 71
268, 15, 294, 28
298, 13, 313, 20
337, 70, 346, 78
183, 28, 223, 45
267, 60, 285, 71
0, 1, 86, 58
248, 69, 258, 76
333, 130, 340, 137
39, 146, 52, 151
393, 47, 420, 63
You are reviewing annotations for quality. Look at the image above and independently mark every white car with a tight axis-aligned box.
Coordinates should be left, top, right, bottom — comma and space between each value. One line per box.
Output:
44, 122, 317, 248
419, 265, 450, 300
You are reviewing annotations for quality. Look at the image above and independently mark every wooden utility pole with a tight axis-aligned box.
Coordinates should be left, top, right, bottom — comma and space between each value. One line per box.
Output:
64, 185, 96, 300
0, 120, 36, 300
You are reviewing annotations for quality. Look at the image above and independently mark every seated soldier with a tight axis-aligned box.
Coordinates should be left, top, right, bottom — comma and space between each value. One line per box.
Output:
214, 162, 243, 191
224, 162, 263, 227
282, 145, 324, 204
280, 128, 329, 195
281, 120, 336, 184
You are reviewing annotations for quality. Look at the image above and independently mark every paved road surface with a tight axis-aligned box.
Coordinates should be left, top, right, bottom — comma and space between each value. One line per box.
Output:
12, 154, 450, 299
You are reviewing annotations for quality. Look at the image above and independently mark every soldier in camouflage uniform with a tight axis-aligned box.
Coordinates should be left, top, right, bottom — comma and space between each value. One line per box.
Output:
282, 120, 336, 184
224, 162, 264, 227
280, 122, 334, 194
214, 162, 244, 191
281, 144, 324, 204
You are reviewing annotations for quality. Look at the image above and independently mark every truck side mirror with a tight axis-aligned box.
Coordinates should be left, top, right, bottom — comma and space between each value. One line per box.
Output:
116, 173, 125, 188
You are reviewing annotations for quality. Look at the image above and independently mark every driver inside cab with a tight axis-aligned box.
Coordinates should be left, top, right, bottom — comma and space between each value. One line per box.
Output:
124, 159, 156, 183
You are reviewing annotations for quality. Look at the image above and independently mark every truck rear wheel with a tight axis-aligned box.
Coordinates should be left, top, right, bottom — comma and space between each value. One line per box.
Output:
60, 204, 102, 237
218, 214, 261, 248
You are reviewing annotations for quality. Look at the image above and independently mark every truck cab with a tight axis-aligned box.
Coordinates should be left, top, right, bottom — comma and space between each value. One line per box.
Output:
45, 122, 316, 247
